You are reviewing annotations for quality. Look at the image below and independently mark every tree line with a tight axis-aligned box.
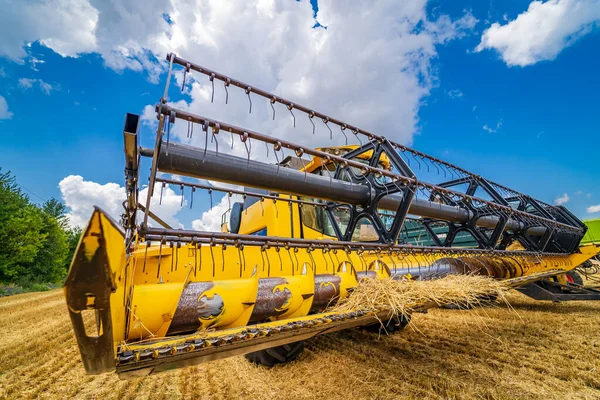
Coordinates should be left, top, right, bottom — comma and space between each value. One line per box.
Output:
0, 168, 81, 291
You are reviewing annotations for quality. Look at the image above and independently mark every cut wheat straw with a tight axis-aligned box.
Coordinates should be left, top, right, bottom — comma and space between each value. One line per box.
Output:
331, 275, 507, 321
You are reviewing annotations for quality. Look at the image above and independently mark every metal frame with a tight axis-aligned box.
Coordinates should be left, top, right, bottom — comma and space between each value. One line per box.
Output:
165, 53, 585, 242
125, 52, 587, 258
516, 280, 600, 301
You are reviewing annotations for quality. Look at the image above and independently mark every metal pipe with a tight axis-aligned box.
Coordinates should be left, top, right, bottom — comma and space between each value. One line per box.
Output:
141, 144, 545, 236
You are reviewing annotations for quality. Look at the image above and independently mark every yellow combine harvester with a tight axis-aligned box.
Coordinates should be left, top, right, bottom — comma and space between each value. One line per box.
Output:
64, 53, 600, 378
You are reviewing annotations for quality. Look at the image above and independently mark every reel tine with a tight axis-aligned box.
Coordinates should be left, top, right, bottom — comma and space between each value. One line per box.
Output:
309, 112, 315, 134
277, 246, 283, 271
353, 129, 363, 146
209, 73, 215, 103
212, 123, 220, 155
288, 104, 295, 127
181, 62, 190, 92
143, 240, 150, 273
170, 241, 174, 272
202, 120, 209, 158
340, 124, 348, 145
224, 78, 230, 104
245, 86, 252, 113
323, 117, 332, 140
157, 236, 165, 279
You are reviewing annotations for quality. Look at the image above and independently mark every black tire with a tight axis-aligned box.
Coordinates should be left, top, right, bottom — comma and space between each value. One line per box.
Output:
364, 315, 410, 335
567, 270, 584, 286
245, 341, 305, 367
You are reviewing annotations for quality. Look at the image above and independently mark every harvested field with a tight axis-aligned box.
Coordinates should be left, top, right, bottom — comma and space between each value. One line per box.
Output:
1, 289, 599, 400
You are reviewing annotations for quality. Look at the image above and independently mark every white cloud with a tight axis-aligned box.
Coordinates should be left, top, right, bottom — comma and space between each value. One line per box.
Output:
59, 175, 125, 228
37, 80, 53, 94
483, 119, 502, 133
587, 205, 600, 213
18, 78, 54, 94
0, 95, 13, 119
574, 190, 583, 195
59, 175, 185, 228
447, 89, 464, 99
18, 78, 34, 89
476, 0, 600, 67
0, 67, 6, 77
0, 0, 98, 60
192, 193, 243, 232
2, 1, 476, 147
554, 193, 570, 206
425, 12, 479, 44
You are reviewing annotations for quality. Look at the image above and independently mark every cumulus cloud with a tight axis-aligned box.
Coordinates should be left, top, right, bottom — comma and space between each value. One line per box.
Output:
587, 204, 600, 213
59, 175, 126, 228
0, 0, 98, 60
0, 95, 13, 119
2, 0, 477, 147
192, 193, 243, 232
476, 0, 600, 67
59, 175, 185, 228
553, 193, 570, 206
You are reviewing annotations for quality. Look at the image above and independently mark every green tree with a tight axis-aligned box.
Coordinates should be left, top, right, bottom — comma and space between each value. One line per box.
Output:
42, 198, 69, 230
64, 225, 83, 271
26, 199, 70, 283
0, 169, 45, 281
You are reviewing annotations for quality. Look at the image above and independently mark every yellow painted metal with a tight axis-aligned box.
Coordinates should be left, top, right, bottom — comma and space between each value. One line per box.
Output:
271, 264, 315, 321
301, 145, 392, 174
120, 238, 599, 342
128, 282, 185, 339
97, 210, 128, 349
120, 268, 557, 358
336, 261, 359, 298
66, 205, 600, 373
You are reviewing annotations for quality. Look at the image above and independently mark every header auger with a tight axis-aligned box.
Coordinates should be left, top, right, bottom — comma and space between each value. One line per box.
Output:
64, 53, 600, 379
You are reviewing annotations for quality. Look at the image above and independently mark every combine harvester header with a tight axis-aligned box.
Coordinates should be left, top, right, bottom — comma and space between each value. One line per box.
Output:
64, 53, 600, 378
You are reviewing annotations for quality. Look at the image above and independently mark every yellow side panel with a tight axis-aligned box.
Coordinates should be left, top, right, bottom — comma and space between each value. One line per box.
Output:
128, 283, 185, 340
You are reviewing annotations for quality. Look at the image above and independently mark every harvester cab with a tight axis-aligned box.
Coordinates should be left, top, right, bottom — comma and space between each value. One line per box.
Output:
64, 53, 600, 379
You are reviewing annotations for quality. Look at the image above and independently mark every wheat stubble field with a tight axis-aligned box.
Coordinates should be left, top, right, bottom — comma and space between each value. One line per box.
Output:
0, 289, 599, 400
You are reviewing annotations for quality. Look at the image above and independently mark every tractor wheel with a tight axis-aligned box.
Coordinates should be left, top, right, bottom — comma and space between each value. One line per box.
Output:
566, 270, 584, 286
245, 341, 305, 367
364, 315, 410, 335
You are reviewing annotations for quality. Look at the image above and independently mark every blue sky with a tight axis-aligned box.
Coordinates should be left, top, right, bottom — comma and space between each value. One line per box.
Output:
1, 0, 599, 228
